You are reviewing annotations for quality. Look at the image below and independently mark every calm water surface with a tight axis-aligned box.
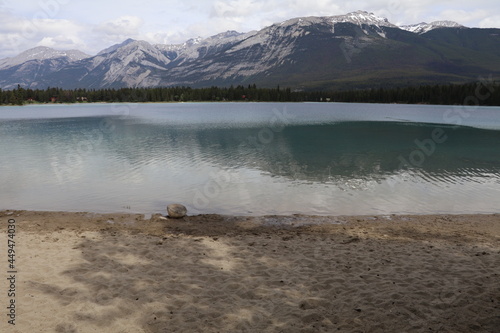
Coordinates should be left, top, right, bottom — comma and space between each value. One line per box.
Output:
1, 102, 499, 216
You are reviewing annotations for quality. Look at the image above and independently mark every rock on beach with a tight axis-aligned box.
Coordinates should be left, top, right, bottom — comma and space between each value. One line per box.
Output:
167, 204, 187, 218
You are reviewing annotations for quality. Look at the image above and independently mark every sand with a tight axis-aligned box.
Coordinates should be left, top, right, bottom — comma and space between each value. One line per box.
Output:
0, 210, 499, 333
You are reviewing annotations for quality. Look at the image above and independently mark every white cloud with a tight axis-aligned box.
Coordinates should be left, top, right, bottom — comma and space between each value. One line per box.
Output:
210, 0, 266, 18
432, 9, 490, 26
0, 8, 87, 57
95, 16, 143, 36
94, 16, 143, 40
30, 18, 83, 36
37, 35, 86, 51
479, 15, 500, 28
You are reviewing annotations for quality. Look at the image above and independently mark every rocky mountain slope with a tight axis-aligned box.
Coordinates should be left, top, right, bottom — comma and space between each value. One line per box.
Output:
1, 11, 499, 90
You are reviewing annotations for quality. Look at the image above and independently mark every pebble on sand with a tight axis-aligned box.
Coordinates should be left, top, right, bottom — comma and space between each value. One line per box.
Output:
167, 204, 187, 218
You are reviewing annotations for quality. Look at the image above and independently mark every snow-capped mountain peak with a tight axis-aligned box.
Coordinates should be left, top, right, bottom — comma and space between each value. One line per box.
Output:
331, 10, 397, 28
400, 20, 465, 34
273, 11, 396, 30
184, 37, 203, 46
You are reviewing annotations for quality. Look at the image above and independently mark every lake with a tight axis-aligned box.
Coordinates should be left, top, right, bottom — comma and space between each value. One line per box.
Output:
1, 102, 499, 216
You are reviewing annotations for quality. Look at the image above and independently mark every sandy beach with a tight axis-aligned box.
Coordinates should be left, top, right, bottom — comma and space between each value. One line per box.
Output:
0, 210, 499, 332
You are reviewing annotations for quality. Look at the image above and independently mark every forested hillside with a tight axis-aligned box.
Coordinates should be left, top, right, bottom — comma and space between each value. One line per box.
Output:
1, 81, 499, 106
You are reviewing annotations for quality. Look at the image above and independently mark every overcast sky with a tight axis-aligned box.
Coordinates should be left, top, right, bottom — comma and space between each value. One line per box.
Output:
0, 0, 499, 58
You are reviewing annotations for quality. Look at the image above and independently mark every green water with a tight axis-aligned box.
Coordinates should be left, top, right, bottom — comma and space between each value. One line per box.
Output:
1, 102, 499, 215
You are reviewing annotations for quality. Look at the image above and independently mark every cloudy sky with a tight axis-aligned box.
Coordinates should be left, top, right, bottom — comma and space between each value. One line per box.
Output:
0, 0, 499, 58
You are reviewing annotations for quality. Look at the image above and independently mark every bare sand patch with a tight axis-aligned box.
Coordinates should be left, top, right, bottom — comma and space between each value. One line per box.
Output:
0, 211, 499, 332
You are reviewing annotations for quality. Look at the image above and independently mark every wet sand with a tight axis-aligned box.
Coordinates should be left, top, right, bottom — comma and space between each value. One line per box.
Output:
1, 210, 499, 332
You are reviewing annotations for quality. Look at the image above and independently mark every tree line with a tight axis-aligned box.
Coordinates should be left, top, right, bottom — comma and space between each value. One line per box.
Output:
1, 81, 499, 106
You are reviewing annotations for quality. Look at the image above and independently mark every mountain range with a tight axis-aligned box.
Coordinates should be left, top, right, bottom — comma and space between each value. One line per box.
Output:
1, 11, 499, 91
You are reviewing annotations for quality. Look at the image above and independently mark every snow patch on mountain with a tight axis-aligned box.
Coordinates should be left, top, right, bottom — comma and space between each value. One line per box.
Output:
400, 21, 465, 34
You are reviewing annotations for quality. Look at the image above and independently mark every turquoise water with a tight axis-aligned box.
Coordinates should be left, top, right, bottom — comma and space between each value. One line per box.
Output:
0, 102, 499, 216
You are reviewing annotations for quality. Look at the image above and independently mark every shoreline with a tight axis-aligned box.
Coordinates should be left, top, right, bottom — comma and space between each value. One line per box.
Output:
2, 209, 500, 232
1, 210, 499, 332
2, 100, 500, 108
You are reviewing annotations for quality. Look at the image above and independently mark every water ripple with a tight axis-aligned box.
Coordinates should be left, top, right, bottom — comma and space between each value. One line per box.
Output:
2, 103, 500, 215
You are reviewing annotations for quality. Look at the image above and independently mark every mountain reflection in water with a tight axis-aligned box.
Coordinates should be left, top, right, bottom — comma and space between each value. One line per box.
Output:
1, 103, 499, 215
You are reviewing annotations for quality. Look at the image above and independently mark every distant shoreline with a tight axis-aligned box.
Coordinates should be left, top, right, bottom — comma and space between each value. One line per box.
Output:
1, 100, 498, 108
2, 80, 499, 106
